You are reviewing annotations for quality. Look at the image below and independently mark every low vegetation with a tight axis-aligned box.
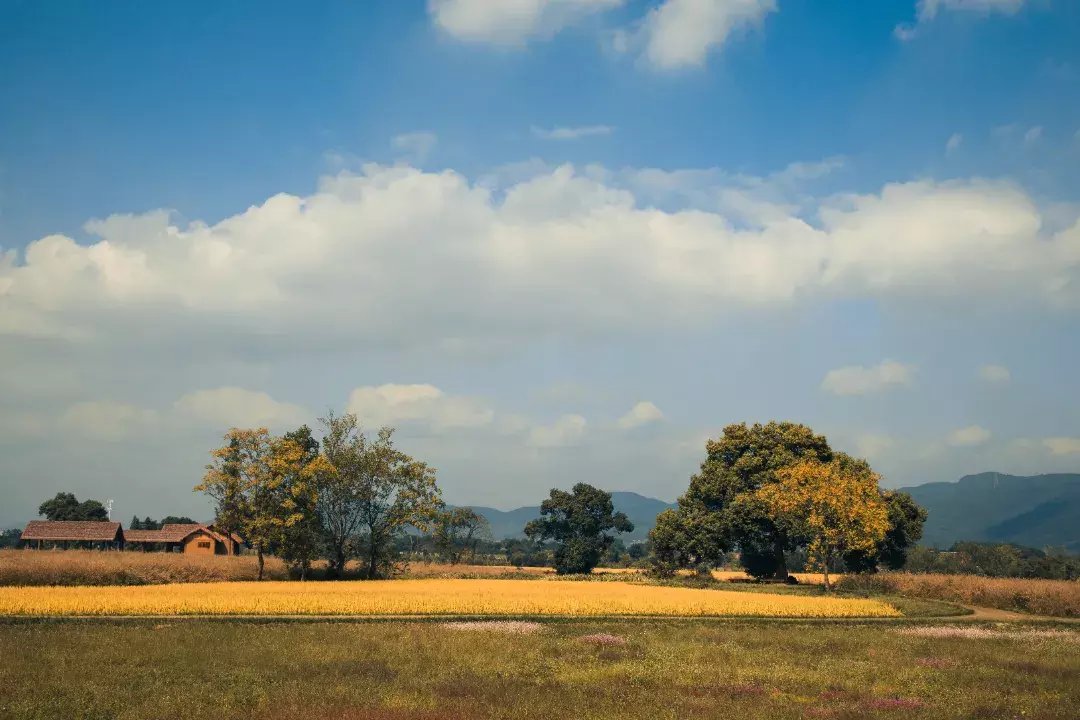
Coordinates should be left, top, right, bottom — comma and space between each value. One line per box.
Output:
838, 572, 1080, 618
0, 578, 899, 618
1, 620, 1077, 720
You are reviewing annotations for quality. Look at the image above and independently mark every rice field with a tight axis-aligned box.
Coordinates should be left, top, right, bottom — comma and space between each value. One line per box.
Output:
0, 578, 900, 618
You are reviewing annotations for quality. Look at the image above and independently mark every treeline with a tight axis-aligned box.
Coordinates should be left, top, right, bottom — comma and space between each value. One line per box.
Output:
904, 542, 1080, 580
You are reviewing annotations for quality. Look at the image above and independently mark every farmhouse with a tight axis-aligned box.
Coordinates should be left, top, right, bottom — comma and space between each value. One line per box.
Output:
19, 521, 243, 555
124, 523, 242, 555
20, 521, 124, 550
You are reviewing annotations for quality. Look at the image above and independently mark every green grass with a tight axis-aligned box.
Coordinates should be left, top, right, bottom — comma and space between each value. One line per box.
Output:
1, 619, 1076, 720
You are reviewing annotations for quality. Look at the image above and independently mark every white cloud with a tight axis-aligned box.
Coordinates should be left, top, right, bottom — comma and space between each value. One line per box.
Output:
634, 0, 777, 69
346, 383, 494, 432
896, 0, 1027, 39
1022, 125, 1043, 147
174, 387, 309, 430
391, 132, 438, 163
532, 125, 614, 141
978, 364, 1011, 383
946, 133, 963, 155
60, 401, 157, 441
947, 425, 991, 446
617, 401, 664, 429
429, 0, 623, 46
1043, 437, 1080, 456
821, 361, 915, 396
2, 165, 1079, 353
528, 413, 587, 447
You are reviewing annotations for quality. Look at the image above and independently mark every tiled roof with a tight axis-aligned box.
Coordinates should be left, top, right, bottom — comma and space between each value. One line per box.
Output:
20, 521, 122, 542
123, 528, 201, 543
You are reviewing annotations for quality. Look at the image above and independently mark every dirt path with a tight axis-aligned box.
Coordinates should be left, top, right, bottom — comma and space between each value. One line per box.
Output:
951, 604, 1079, 624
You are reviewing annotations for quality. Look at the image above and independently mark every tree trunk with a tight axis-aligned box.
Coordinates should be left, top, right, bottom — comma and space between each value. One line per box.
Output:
333, 545, 346, 579
822, 545, 831, 592
367, 542, 379, 579
257, 548, 265, 581
772, 536, 788, 581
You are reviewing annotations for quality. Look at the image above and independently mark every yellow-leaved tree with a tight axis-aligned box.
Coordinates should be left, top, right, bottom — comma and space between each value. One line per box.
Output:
756, 456, 890, 591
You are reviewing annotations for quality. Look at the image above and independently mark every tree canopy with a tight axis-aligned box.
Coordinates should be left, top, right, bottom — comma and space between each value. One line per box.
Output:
525, 483, 633, 575
38, 492, 109, 522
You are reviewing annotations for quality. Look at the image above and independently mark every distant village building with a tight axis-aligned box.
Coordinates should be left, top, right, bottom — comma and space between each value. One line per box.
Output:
124, 523, 242, 555
20, 521, 242, 554
20, 521, 124, 550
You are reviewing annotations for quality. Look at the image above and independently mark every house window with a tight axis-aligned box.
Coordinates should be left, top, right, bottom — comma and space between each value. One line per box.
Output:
197, 541, 211, 549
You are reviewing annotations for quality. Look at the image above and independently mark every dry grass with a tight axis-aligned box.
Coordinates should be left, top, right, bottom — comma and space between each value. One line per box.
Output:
895, 626, 1080, 642
0, 549, 288, 585
0, 578, 900, 617
838, 572, 1080, 618
440, 621, 543, 634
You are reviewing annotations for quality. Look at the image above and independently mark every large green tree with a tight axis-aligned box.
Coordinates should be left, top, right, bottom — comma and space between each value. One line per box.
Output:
38, 492, 109, 521
525, 483, 633, 575
653, 422, 833, 580
278, 425, 327, 580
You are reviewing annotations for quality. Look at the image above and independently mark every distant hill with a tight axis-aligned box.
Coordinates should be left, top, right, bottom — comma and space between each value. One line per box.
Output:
464, 491, 676, 543
899, 473, 1080, 553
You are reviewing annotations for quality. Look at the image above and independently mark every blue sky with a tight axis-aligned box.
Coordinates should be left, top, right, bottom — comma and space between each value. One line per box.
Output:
1, 0, 1079, 526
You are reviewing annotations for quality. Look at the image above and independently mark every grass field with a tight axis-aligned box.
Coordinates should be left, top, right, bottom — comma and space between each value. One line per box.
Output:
0, 578, 900, 618
1, 619, 1076, 720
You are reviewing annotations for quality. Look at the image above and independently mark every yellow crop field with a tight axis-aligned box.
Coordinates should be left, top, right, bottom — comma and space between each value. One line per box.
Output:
0, 578, 898, 618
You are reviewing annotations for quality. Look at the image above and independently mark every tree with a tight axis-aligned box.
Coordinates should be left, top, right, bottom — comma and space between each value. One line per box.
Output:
38, 492, 109, 521
525, 484, 633, 575
756, 456, 890, 590
433, 508, 491, 565
316, 412, 443, 579
843, 491, 927, 573
196, 428, 329, 580
278, 425, 326, 580
160, 516, 196, 526
654, 422, 833, 580
649, 506, 730, 576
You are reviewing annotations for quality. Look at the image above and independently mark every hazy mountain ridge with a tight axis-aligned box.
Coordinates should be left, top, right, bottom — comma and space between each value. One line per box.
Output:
898, 472, 1080, 552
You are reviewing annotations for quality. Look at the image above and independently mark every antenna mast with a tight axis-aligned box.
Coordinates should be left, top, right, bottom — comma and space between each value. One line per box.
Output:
105, 499, 114, 521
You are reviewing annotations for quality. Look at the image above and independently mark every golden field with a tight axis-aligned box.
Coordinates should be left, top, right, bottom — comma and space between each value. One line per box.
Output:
839, 572, 1080, 618
0, 578, 899, 618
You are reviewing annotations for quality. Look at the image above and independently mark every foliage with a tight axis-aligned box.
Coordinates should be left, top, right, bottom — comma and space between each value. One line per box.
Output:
316, 412, 443, 579
903, 542, 1080, 579
37, 492, 109, 521
0, 529, 20, 549
433, 508, 491, 564
195, 428, 330, 580
278, 425, 326, 580
841, 490, 926, 572
652, 421, 833, 580
525, 483, 633, 574
129, 515, 196, 531
757, 456, 890, 589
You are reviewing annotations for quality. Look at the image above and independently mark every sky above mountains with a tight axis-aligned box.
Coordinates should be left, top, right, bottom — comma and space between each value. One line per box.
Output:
1, 0, 1079, 526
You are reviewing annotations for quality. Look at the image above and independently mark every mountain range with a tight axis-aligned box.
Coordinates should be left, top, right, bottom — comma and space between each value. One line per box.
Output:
464, 473, 1080, 552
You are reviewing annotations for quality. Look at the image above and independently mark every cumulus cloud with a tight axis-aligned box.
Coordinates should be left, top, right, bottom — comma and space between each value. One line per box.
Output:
821, 361, 915, 396
2, 165, 1079, 357
1043, 437, 1080, 455
59, 401, 157, 441
346, 383, 494, 432
978, 364, 1011, 383
528, 414, 587, 447
896, 0, 1027, 39
617, 401, 664, 429
947, 425, 991, 447
391, 132, 438, 163
174, 387, 309, 430
429, 0, 623, 46
625, 0, 777, 69
532, 125, 614, 141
